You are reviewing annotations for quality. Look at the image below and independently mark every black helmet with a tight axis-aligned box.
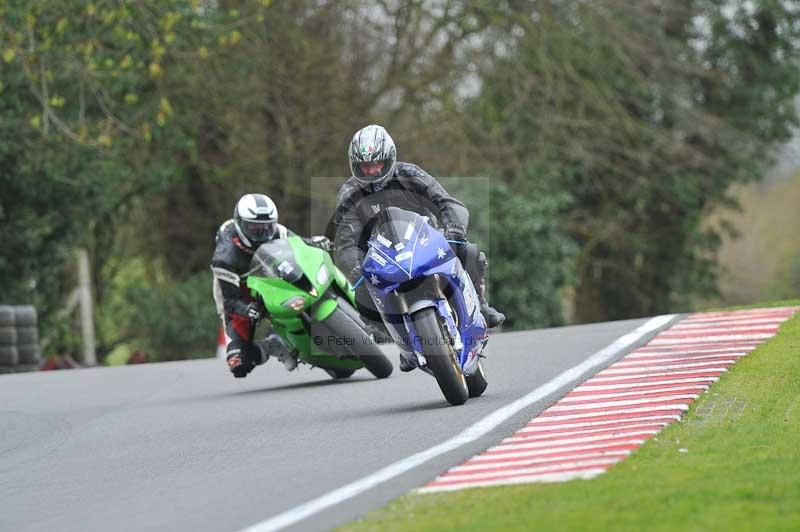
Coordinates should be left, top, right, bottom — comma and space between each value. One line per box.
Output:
233, 193, 279, 248
348, 124, 396, 188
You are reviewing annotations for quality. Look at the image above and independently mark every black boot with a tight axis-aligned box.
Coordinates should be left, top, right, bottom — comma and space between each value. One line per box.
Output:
399, 353, 416, 372
475, 252, 505, 328
480, 297, 506, 328
257, 333, 297, 371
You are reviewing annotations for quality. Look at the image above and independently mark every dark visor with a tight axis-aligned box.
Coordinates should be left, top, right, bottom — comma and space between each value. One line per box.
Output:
243, 220, 278, 242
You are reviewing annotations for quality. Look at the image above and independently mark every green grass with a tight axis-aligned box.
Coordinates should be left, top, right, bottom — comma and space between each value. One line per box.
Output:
344, 305, 800, 532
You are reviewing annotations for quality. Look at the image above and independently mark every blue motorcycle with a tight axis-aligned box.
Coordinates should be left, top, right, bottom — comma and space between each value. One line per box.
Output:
356, 207, 489, 405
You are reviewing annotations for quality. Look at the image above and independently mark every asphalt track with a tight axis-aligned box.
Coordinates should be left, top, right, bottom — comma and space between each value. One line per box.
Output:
0, 317, 664, 532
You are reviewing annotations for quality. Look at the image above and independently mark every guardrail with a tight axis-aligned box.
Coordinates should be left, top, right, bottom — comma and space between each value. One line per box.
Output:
0, 305, 41, 374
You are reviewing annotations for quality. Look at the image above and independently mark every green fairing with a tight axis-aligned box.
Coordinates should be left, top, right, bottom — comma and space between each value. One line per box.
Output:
245, 236, 362, 370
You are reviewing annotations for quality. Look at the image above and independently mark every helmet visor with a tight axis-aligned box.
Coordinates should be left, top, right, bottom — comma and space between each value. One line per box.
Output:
354, 159, 391, 181
242, 220, 278, 245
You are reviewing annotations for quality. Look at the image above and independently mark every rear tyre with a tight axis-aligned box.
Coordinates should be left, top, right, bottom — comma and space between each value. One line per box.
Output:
13, 306, 37, 327
15, 327, 38, 345
412, 307, 468, 406
0, 345, 18, 366
466, 361, 488, 398
320, 307, 393, 379
0, 327, 16, 345
0, 306, 14, 327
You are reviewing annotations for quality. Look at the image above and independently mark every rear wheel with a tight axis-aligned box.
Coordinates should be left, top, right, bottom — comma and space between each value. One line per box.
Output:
320, 307, 393, 379
466, 361, 488, 398
412, 307, 468, 406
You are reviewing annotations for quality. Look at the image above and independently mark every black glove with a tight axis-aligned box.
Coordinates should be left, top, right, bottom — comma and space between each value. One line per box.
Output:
306, 235, 332, 252
246, 300, 264, 322
444, 224, 467, 243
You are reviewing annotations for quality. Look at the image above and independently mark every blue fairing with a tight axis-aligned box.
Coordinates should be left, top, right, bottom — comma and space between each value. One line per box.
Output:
362, 208, 488, 375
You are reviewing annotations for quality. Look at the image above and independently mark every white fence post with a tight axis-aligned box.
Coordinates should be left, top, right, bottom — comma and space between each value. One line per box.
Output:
77, 249, 97, 366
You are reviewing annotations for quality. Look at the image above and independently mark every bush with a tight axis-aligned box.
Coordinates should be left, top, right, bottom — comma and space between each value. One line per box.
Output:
443, 178, 577, 330
99, 259, 219, 361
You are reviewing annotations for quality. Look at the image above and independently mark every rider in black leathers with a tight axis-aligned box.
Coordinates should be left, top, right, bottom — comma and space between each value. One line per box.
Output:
331, 124, 505, 348
212, 193, 330, 378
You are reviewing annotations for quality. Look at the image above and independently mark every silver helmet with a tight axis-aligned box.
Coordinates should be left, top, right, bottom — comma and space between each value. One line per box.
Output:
233, 193, 279, 248
348, 124, 396, 188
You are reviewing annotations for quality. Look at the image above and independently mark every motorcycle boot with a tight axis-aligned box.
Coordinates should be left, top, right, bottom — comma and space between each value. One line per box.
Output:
475, 251, 505, 328
257, 333, 298, 372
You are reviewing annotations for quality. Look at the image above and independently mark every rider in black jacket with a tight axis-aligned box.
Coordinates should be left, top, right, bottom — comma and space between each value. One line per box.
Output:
212, 193, 330, 378
331, 124, 505, 346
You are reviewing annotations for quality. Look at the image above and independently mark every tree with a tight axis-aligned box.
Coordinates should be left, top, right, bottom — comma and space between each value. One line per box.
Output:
0, 0, 232, 357
465, 0, 800, 322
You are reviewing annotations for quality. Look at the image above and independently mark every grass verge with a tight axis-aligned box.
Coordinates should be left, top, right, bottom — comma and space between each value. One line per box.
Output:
343, 305, 800, 532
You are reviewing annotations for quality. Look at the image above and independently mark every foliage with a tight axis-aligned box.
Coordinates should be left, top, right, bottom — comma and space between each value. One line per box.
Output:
99, 258, 218, 360
464, 0, 800, 322
0, 0, 236, 358
444, 178, 576, 329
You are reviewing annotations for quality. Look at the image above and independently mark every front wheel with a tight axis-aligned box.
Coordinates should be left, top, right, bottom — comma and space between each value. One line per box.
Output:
319, 307, 393, 379
412, 307, 468, 406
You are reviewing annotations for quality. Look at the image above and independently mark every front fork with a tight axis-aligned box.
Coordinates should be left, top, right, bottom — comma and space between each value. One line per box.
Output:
403, 299, 464, 373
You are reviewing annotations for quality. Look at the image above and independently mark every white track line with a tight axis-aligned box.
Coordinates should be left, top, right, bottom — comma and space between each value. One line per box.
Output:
587, 367, 728, 381
669, 318, 786, 329
419, 469, 607, 492
498, 430, 663, 449
531, 404, 690, 423
437, 457, 623, 480
236, 314, 677, 532
615, 353, 745, 365
627, 346, 756, 357
547, 395, 699, 411
562, 386, 709, 401
574, 377, 718, 391
451, 450, 633, 473
518, 415, 681, 433
507, 422, 670, 441
596, 361, 736, 375
473, 440, 649, 460
649, 333, 774, 345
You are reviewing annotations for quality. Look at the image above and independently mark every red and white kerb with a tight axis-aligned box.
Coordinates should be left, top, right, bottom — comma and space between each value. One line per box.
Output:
419, 307, 799, 493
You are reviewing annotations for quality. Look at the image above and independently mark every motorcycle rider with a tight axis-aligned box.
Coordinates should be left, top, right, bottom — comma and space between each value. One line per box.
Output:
212, 193, 331, 378
332, 124, 505, 370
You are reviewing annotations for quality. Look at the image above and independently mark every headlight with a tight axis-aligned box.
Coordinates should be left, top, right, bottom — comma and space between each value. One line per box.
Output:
282, 296, 305, 311
317, 264, 330, 285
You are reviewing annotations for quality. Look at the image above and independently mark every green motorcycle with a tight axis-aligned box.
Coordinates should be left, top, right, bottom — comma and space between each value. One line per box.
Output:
245, 236, 393, 379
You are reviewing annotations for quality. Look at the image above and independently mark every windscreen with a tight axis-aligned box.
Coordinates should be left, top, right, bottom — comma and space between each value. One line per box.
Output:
370, 207, 421, 249
248, 239, 302, 283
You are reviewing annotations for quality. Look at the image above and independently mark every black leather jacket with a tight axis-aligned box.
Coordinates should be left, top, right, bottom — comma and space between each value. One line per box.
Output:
332, 162, 469, 279
211, 219, 298, 317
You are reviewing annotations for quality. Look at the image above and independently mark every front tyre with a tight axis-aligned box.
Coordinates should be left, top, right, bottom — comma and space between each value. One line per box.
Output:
320, 307, 393, 379
412, 307, 468, 406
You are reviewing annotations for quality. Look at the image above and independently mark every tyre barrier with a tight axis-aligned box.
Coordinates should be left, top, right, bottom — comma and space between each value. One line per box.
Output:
0, 305, 41, 373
